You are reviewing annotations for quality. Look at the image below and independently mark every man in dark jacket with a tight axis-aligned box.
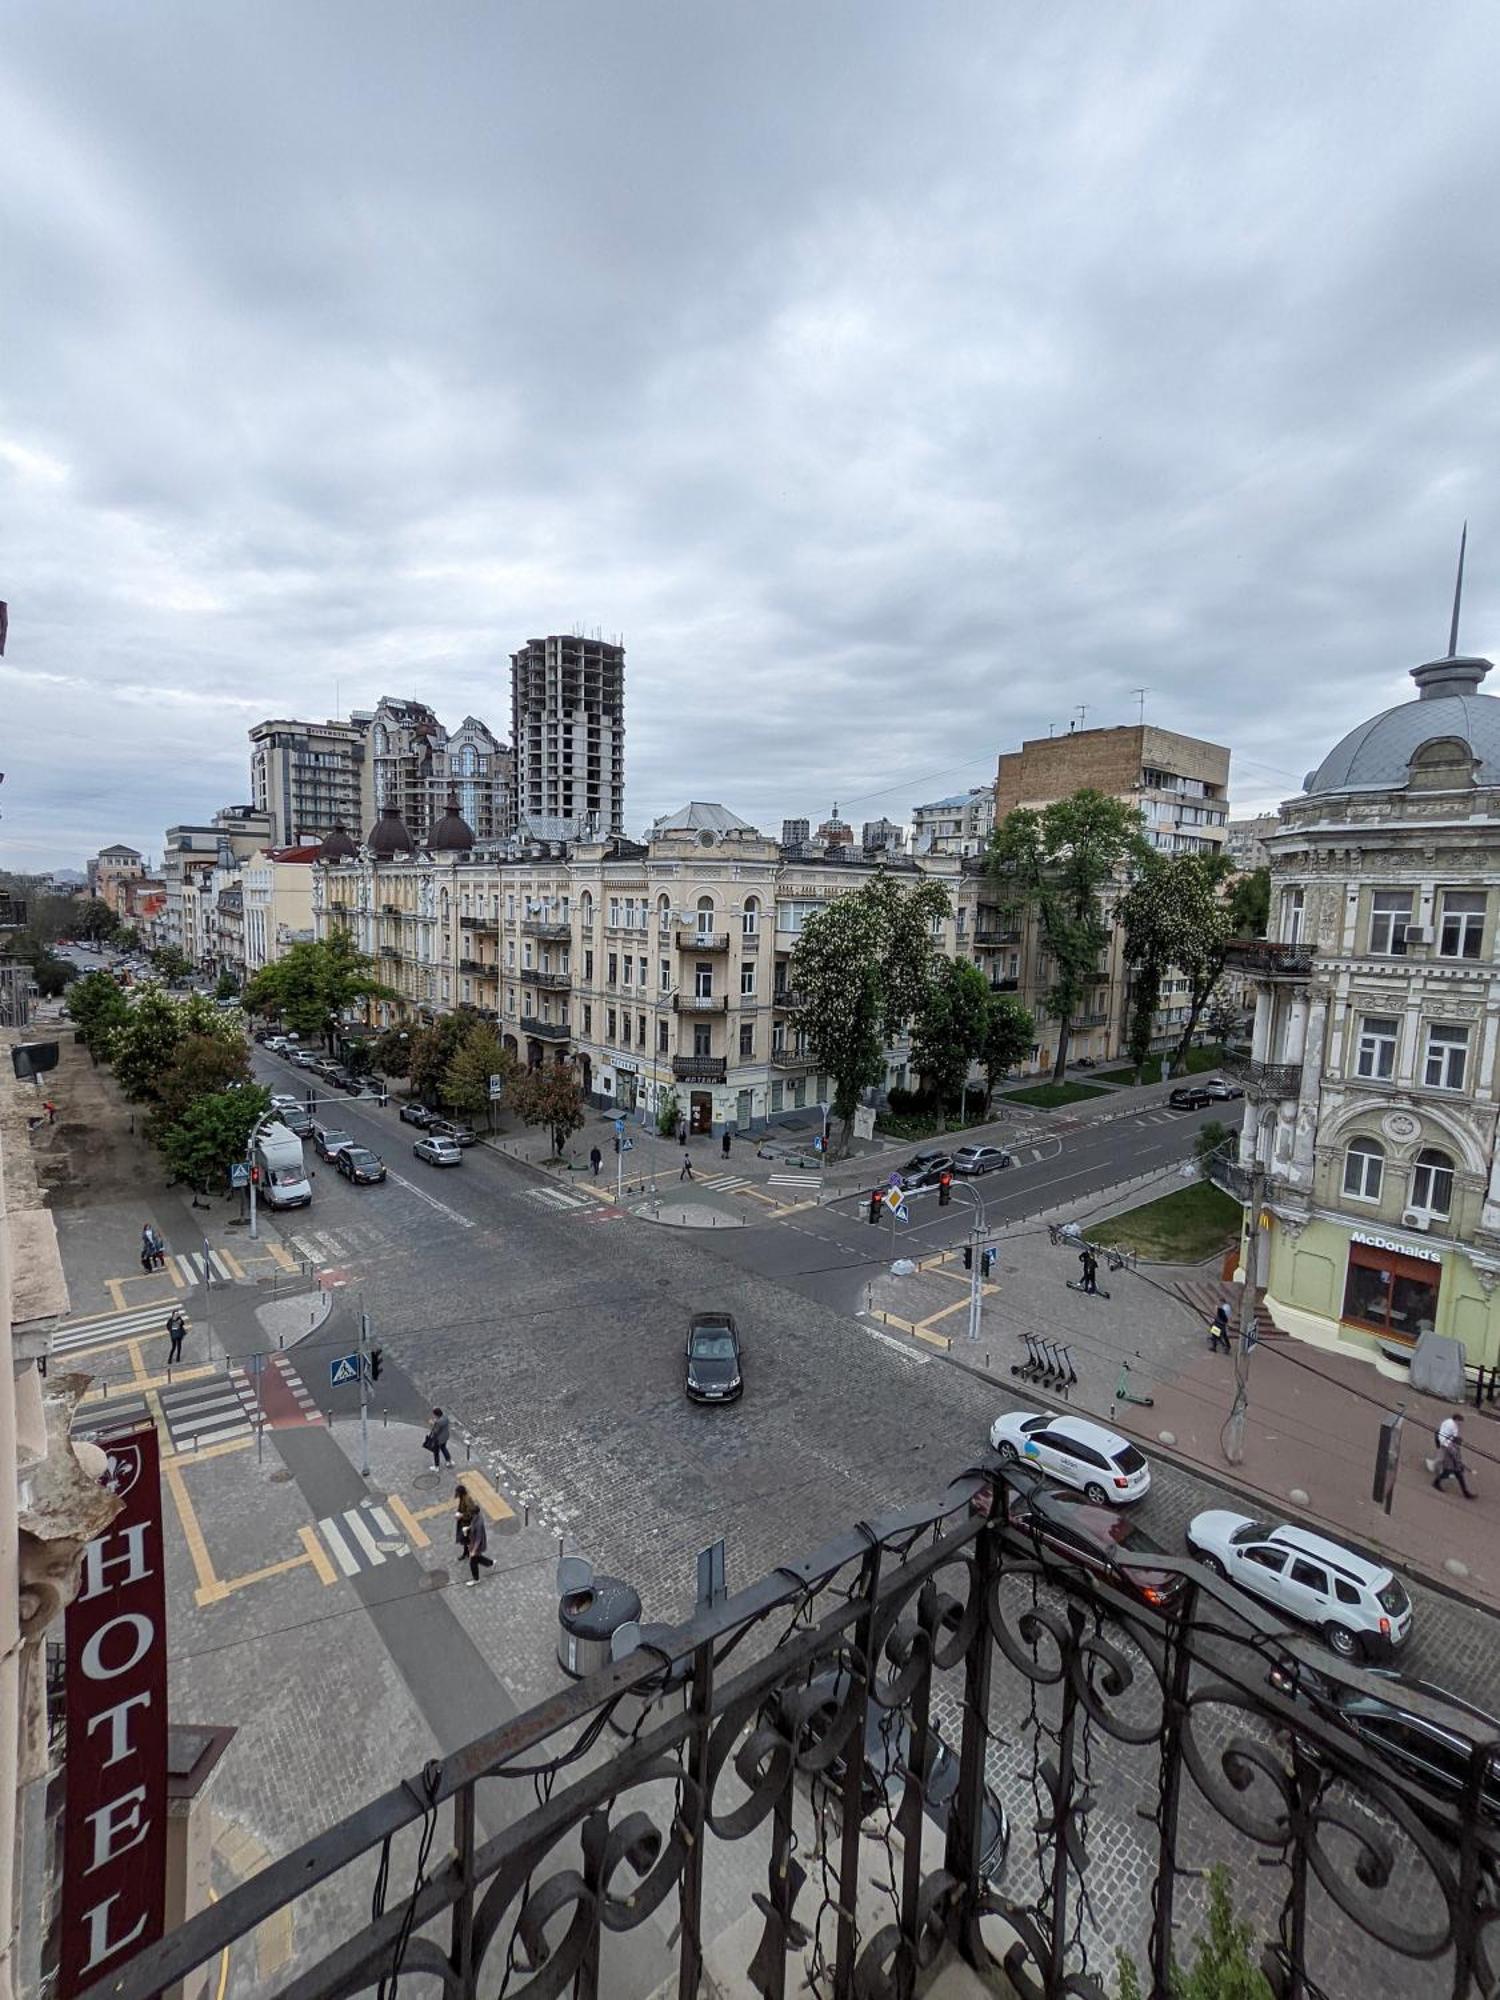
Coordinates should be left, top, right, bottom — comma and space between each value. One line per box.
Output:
166, 1309, 187, 1364
424, 1408, 453, 1470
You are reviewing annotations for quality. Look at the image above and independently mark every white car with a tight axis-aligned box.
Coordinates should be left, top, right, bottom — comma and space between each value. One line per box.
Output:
988, 1412, 1150, 1505
1185, 1511, 1412, 1661
413, 1135, 463, 1168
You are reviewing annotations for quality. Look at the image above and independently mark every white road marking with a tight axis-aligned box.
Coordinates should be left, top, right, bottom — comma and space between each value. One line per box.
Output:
344, 1510, 388, 1566
314, 1231, 348, 1257
319, 1515, 361, 1577
384, 1171, 477, 1228
289, 1234, 324, 1262
867, 1327, 931, 1365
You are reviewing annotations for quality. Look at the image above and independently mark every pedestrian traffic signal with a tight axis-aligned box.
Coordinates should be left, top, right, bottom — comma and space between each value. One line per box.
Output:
963, 1244, 974, 1270
369, 1346, 383, 1382
867, 1190, 881, 1224
938, 1172, 952, 1207
981, 1247, 997, 1278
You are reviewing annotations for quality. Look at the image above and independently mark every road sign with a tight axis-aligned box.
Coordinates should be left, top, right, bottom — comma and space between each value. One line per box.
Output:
229, 1161, 250, 1188
812, 1135, 825, 1154
883, 1187, 909, 1222
620, 1137, 634, 1152
330, 1352, 360, 1385
614, 1117, 625, 1135
488, 1073, 504, 1099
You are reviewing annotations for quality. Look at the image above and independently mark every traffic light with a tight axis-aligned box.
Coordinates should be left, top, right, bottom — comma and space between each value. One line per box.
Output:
369, 1347, 383, 1382
250, 1165, 260, 1185
963, 1244, 974, 1271
981, 1248, 997, 1278
938, 1172, 952, 1207
867, 1190, 881, 1224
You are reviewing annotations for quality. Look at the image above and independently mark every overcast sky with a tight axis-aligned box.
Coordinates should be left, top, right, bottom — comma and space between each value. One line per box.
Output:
4, 3, 1499, 870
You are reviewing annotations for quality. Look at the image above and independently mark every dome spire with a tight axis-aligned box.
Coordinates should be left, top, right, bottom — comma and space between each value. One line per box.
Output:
1448, 520, 1468, 659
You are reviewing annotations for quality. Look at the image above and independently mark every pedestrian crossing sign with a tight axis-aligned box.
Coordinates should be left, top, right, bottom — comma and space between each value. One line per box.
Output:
330, 1352, 360, 1385
883, 1186, 908, 1222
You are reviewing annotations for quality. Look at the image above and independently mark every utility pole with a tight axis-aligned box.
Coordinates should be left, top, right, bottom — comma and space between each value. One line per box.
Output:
358, 1308, 372, 1479
1224, 1158, 1265, 1465
966, 1222, 983, 1343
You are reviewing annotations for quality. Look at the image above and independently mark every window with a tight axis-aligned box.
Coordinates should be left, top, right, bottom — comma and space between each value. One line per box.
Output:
1355, 1016, 1399, 1081
506, 894, 515, 921
1334, 1578, 1361, 1606
693, 1024, 712, 1057
658, 895, 671, 934
620, 1017, 630, 1046
740, 964, 756, 998
1410, 1148, 1455, 1219
506, 941, 515, 968
637, 1012, 646, 1045
1342, 1137, 1384, 1202
1423, 1022, 1468, 1092
1282, 888, 1305, 946
607, 951, 618, 985
1288, 1560, 1329, 1595
582, 1004, 591, 1035
742, 898, 759, 937
1243, 1547, 1288, 1576
608, 898, 620, 928
1368, 890, 1412, 957
739, 1023, 754, 1058
1439, 891, 1486, 960
606, 1008, 616, 1041
696, 896, 715, 935
580, 892, 593, 927
584, 948, 594, 981
621, 956, 632, 987
659, 957, 671, 992
657, 1019, 669, 1054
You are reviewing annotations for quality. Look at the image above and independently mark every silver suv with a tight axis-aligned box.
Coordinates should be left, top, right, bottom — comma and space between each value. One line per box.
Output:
1186, 1511, 1413, 1660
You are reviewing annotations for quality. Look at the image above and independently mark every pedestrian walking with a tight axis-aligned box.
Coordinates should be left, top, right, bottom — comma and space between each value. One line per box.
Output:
1433, 1411, 1476, 1499
1078, 1245, 1100, 1296
462, 1506, 494, 1586
455, 1481, 477, 1552
677, 1118, 688, 1147
590, 1145, 602, 1178
423, 1407, 453, 1470
680, 1151, 694, 1182
149, 1226, 166, 1271
721, 1129, 731, 1160
1208, 1302, 1232, 1354
166, 1309, 187, 1363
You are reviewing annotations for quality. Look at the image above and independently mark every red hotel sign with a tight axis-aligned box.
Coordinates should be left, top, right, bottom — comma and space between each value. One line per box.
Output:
60, 1425, 168, 1996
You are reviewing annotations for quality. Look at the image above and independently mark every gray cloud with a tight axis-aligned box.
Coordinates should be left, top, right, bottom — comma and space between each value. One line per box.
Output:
3, 1, 1499, 868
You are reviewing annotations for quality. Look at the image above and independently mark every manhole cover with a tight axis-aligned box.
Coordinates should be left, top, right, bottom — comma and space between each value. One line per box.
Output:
425, 1568, 451, 1591
268, 1468, 294, 1484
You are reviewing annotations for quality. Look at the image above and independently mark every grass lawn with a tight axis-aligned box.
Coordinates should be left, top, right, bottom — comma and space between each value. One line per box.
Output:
1084, 1181, 1241, 1264
1090, 1044, 1228, 1087
999, 1080, 1113, 1109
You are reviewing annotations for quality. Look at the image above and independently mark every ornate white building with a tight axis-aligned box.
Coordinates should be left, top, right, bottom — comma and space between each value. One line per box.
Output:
1228, 645, 1500, 1370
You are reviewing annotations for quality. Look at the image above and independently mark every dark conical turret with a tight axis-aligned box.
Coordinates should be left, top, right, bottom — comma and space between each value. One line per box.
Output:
367, 802, 415, 858
429, 796, 475, 853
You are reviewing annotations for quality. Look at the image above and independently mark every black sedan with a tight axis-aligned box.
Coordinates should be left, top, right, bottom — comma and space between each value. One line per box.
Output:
896, 1151, 954, 1190
765, 1670, 1008, 1882
336, 1146, 387, 1185
399, 1102, 435, 1127
1168, 1085, 1214, 1111
685, 1313, 743, 1402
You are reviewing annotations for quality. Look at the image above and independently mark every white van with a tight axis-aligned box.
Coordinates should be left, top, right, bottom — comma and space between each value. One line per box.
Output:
254, 1122, 313, 1210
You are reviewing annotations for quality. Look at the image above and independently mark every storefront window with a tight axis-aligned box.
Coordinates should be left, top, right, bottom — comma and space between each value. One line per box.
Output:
1342, 1241, 1441, 1343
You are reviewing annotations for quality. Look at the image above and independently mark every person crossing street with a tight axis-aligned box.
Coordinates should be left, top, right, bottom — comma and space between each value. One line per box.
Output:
166, 1308, 187, 1363
680, 1150, 694, 1182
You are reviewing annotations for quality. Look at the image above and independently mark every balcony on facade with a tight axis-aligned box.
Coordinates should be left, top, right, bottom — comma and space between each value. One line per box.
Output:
519, 1015, 569, 1042
771, 987, 804, 1011
672, 994, 728, 1013
377, 943, 400, 959
457, 956, 491, 976
990, 976, 1020, 992
973, 924, 1022, 947
522, 919, 570, 941
1203, 1144, 1256, 1203
1222, 1047, 1303, 1102
89, 1454, 1488, 2000
1223, 939, 1315, 981
771, 1047, 816, 1071
530, 969, 571, 991
672, 1054, 727, 1082
676, 930, 729, 952
381, 902, 403, 916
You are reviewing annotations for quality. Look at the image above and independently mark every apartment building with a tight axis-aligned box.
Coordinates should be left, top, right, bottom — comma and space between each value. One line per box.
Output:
511, 635, 625, 836
860, 818, 906, 856
1224, 813, 1279, 873
87, 844, 146, 917
242, 846, 320, 975
250, 716, 370, 846
1227, 647, 1500, 1371
316, 802, 970, 1132
155, 809, 272, 964
911, 787, 995, 858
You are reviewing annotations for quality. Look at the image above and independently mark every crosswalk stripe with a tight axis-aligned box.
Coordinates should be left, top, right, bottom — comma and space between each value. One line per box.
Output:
53, 1306, 185, 1352
319, 1516, 361, 1577
369, 1504, 399, 1539
315, 1231, 347, 1257
701, 1174, 749, 1190
73, 1395, 151, 1438
344, 1510, 387, 1566
768, 1174, 821, 1187
289, 1234, 323, 1262
524, 1186, 591, 1210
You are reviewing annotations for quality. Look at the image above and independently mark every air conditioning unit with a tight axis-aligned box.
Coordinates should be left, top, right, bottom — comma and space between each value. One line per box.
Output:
1403, 926, 1429, 946
1401, 1210, 1430, 1231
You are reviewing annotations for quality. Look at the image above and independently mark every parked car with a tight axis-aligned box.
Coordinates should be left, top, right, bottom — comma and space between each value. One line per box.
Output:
336, 1071, 368, 1094
268, 1093, 302, 1114
1185, 1512, 1412, 1660
428, 1119, 476, 1147
312, 1126, 355, 1162
336, 1145, 387, 1185
988, 1412, 1150, 1506
975, 1483, 1186, 1612
399, 1102, 436, 1128
279, 1107, 314, 1138
292, 1049, 320, 1070
896, 1151, 955, 1190
1200, 1077, 1244, 1102
951, 1144, 1010, 1177
685, 1313, 743, 1402
413, 1134, 463, 1168
1167, 1085, 1213, 1110
1267, 1661, 1500, 1848
763, 1670, 1009, 1883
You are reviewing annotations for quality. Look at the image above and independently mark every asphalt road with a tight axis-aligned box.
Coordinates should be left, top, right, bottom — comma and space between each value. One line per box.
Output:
242, 1045, 1500, 1727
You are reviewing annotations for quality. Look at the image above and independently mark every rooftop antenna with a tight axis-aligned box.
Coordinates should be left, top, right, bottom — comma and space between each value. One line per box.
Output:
1133, 687, 1147, 726
1075, 704, 1089, 729
1448, 521, 1468, 658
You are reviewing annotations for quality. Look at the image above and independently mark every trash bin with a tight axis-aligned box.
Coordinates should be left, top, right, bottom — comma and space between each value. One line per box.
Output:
609, 1621, 690, 1736
557, 1574, 643, 1679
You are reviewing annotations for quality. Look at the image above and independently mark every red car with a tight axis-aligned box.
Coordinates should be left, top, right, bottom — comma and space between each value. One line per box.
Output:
973, 1481, 1186, 1612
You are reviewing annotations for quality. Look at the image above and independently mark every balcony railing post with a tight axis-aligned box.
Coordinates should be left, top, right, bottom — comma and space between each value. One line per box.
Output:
1044, 1605, 1087, 1991
836, 1545, 884, 1996
677, 1636, 715, 1998
1146, 1583, 1196, 1994
448, 1779, 476, 1995
946, 1492, 997, 1942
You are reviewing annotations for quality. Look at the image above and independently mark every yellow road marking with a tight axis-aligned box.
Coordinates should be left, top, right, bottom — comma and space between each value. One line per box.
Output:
106, 1272, 180, 1313
167, 1258, 187, 1290
162, 1458, 228, 1604
454, 1468, 515, 1522
218, 1247, 246, 1280
385, 1493, 432, 1548
172, 1435, 253, 1468
218, 1547, 322, 1595
299, 1525, 339, 1585
265, 1241, 297, 1272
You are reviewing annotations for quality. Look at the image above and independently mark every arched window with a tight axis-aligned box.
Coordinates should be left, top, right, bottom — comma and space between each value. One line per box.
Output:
658, 894, 672, 934
1342, 1136, 1384, 1203
1410, 1147, 1455, 1219
580, 891, 593, 928
742, 896, 759, 937
696, 895, 715, 936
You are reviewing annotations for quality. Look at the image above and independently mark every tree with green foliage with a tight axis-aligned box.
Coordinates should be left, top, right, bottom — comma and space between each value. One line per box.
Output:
444, 1025, 514, 1130
106, 987, 245, 1104
149, 944, 193, 985
242, 933, 389, 1046
28, 947, 75, 997
1194, 1119, 1233, 1178
145, 1034, 252, 1147
510, 1062, 585, 1158
1203, 982, 1240, 1046
909, 959, 990, 1128
69, 970, 134, 1057
214, 967, 241, 1001
1114, 1864, 1271, 1997
157, 1085, 271, 1198
980, 991, 1035, 1112
656, 1088, 681, 1138
371, 1028, 412, 1078
989, 791, 1147, 1082
115, 925, 140, 952
73, 898, 121, 943
1228, 866, 1270, 939
407, 1008, 484, 1106
1120, 850, 1237, 1076
791, 873, 951, 1156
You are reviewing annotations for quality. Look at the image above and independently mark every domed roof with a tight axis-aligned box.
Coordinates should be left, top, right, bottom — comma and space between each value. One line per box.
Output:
1303, 656, 1500, 795
429, 797, 475, 853
318, 823, 359, 862
367, 803, 415, 857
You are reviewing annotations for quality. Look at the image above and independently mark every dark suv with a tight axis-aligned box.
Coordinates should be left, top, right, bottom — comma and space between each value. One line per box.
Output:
896, 1151, 954, 1190
1168, 1085, 1213, 1111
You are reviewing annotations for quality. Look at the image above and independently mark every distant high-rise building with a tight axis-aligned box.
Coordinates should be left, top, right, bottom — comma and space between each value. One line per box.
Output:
510, 635, 625, 835
815, 806, 854, 850
780, 818, 811, 851
366, 698, 513, 847
910, 788, 996, 858
861, 817, 905, 855
250, 717, 370, 846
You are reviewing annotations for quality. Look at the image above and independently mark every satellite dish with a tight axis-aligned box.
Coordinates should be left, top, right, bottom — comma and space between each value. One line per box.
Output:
609, 1620, 643, 1662
556, 1554, 593, 1596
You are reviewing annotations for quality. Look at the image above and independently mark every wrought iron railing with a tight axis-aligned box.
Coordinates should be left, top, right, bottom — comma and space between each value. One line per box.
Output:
1222, 1046, 1304, 1101
1223, 939, 1315, 979
519, 1015, 569, 1041
1204, 1143, 1256, 1203
79, 1458, 1500, 2000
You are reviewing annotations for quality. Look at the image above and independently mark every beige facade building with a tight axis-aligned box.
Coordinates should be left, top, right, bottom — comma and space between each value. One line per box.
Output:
911, 787, 995, 858
249, 717, 371, 847
87, 845, 146, 918
242, 847, 319, 975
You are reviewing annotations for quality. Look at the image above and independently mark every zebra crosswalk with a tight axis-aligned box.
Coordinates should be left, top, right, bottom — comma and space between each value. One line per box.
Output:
159, 1372, 258, 1450
174, 1249, 237, 1285
52, 1303, 184, 1359
72, 1390, 152, 1443
521, 1185, 596, 1212
700, 1173, 750, 1192
768, 1174, 822, 1190
316, 1502, 410, 1577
